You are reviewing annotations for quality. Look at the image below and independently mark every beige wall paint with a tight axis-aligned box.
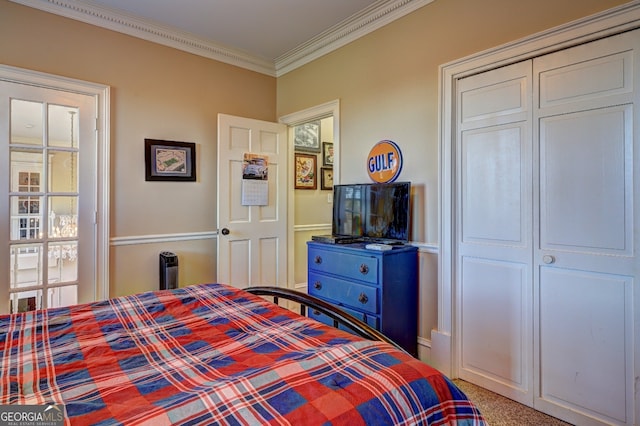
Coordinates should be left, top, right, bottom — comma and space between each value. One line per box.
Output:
1, 0, 276, 296
276, 0, 630, 243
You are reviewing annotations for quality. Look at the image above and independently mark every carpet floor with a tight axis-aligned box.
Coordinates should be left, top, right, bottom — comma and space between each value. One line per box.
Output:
452, 379, 573, 425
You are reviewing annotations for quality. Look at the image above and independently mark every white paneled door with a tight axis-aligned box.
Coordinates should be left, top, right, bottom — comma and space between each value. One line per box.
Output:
217, 114, 287, 289
456, 30, 639, 425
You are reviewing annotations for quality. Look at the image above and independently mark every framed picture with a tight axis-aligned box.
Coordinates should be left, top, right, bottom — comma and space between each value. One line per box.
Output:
145, 139, 196, 181
321, 167, 333, 190
294, 121, 321, 152
294, 153, 317, 189
322, 142, 334, 166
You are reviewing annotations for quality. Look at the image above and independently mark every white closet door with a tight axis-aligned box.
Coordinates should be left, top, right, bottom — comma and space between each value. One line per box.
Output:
533, 30, 638, 426
456, 29, 639, 425
456, 60, 534, 406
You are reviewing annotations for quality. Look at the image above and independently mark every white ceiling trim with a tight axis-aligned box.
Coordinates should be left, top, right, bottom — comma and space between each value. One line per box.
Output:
10, 0, 432, 77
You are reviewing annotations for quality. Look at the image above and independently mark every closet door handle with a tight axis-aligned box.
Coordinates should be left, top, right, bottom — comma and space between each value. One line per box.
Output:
542, 255, 556, 264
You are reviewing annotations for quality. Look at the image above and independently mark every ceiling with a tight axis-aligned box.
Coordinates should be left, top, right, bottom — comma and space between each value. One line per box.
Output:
12, 0, 432, 76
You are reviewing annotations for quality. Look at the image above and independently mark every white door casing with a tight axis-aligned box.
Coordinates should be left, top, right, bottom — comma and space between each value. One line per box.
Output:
455, 29, 639, 426
217, 114, 287, 289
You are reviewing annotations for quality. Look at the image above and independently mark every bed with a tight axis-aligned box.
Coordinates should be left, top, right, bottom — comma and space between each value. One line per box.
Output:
0, 283, 485, 425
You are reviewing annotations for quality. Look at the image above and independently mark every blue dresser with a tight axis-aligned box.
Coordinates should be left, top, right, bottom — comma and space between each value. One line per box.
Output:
307, 241, 418, 356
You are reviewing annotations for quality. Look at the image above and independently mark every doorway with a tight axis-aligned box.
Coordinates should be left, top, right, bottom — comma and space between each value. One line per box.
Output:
280, 100, 340, 291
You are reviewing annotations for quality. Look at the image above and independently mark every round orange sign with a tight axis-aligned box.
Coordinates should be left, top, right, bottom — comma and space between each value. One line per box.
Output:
367, 140, 403, 183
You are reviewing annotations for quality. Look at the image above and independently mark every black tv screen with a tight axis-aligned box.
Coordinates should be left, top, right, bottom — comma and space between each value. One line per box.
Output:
332, 182, 411, 242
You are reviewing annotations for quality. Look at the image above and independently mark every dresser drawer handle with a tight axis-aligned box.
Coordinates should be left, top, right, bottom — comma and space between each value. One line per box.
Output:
313, 281, 322, 290
358, 293, 369, 304
359, 263, 369, 274
314, 255, 322, 264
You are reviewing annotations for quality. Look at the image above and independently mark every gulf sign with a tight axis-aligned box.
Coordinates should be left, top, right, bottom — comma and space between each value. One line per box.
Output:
367, 140, 403, 183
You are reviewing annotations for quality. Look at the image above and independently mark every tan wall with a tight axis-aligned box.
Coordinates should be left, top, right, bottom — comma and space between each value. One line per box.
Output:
276, 0, 630, 244
0, 0, 276, 296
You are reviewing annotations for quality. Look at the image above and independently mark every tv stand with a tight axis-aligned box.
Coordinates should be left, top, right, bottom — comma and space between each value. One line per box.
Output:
306, 241, 418, 356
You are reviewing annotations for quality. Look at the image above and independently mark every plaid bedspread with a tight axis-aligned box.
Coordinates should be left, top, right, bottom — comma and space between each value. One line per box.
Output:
0, 283, 485, 425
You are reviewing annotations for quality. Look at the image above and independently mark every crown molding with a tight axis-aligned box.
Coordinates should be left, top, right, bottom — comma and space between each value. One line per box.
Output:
10, 0, 432, 77
274, 0, 434, 76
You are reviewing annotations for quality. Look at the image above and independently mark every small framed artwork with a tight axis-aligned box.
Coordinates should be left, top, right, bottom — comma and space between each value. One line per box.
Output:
145, 139, 196, 181
294, 121, 321, 152
294, 153, 317, 189
322, 142, 334, 166
321, 167, 333, 190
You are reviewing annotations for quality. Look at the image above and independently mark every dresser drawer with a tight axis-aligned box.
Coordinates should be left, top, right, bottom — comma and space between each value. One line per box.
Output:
308, 248, 378, 284
309, 304, 379, 332
308, 272, 378, 314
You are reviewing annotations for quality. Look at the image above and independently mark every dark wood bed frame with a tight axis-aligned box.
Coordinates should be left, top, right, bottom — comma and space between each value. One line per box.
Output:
246, 286, 407, 355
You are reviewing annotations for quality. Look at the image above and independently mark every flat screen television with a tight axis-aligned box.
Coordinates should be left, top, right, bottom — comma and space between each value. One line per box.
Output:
332, 182, 411, 243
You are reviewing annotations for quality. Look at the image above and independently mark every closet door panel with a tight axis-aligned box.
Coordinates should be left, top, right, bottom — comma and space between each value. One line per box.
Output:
461, 125, 525, 245
539, 268, 631, 424
540, 105, 631, 255
461, 258, 527, 386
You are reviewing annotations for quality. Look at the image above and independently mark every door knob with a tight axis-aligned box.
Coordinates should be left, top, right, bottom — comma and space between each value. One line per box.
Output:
220, 228, 230, 235
542, 255, 555, 264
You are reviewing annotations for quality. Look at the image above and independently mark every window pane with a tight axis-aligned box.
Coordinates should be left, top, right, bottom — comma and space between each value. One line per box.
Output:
48, 196, 78, 238
10, 150, 43, 192
47, 285, 77, 309
10, 195, 43, 241
48, 105, 79, 148
48, 242, 78, 283
49, 150, 78, 193
9, 244, 43, 289
11, 99, 43, 146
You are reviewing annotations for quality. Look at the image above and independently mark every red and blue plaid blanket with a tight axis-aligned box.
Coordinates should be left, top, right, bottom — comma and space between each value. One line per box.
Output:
0, 283, 485, 425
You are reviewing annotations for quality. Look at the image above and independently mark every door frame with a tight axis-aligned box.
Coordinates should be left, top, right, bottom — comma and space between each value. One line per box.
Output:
279, 100, 340, 290
0, 65, 110, 301
436, 3, 640, 377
